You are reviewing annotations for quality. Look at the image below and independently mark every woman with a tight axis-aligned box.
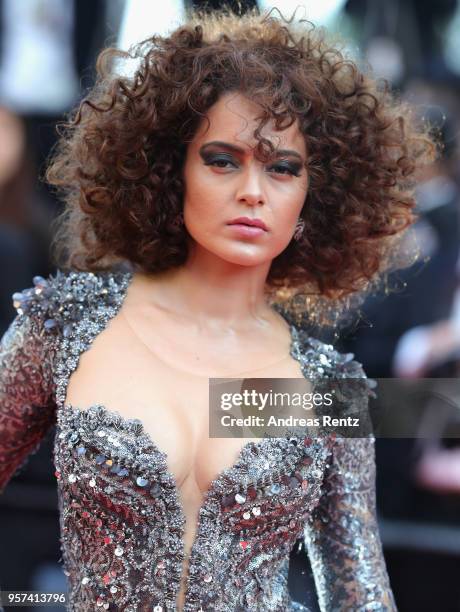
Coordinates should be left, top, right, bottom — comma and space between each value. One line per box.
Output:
0, 9, 434, 612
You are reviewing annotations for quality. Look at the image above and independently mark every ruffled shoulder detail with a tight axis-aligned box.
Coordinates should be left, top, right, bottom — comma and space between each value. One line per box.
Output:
291, 328, 366, 378
12, 270, 132, 337
290, 328, 376, 425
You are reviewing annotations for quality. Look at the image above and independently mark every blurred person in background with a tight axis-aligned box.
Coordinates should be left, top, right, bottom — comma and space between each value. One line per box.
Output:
0, 105, 51, 335
336, 2, 460, 607
391, 104, 460, 497
0, 0, 122, 217
340, 101, 460, 379
392, 101, 460, 379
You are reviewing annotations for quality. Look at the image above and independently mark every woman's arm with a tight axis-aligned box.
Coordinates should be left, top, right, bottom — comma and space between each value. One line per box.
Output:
304, 434, 397, 611
0, 295, 56, 494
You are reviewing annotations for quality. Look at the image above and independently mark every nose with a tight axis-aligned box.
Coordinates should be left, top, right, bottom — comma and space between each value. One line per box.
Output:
235, 167, 266, 206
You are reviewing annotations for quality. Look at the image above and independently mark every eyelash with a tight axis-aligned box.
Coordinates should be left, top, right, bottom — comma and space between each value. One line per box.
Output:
203, 155, 301, 177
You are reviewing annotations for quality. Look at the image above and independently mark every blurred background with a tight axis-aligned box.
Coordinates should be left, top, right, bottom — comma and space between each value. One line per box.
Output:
0, 1, 460, 611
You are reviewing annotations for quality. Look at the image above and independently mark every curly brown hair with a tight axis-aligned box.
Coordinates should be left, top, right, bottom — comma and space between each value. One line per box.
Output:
47, 9, 435, 324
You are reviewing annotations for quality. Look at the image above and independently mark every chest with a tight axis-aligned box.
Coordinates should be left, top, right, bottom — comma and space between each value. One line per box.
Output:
62, 308, 307, 495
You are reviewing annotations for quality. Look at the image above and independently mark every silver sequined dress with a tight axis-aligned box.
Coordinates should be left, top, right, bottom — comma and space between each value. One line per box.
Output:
0, 270, 397, 612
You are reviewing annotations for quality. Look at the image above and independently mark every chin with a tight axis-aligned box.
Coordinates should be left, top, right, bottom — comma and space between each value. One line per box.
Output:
215, 247, 275, 268
222, 256, 267, 267
191, 237, 282, 267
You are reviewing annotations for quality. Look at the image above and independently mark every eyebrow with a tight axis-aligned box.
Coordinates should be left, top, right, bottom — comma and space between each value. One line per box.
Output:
199, 140, 304, 161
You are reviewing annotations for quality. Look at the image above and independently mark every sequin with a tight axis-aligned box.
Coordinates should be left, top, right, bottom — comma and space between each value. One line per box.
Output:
0, 270, 396, 611
221, 493, 234, 507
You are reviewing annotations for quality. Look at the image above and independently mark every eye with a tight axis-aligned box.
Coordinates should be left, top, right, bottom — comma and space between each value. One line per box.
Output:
203, 154, 238, 169
267, 162, 302, 177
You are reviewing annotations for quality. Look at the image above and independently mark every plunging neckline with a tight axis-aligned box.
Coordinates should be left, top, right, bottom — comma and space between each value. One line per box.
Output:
60, 315, 304, 521
61, 268, 307, 500
56, 269, 311, 610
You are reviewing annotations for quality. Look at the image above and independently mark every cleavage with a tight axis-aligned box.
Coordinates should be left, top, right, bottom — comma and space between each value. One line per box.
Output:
64, 306, 302, 494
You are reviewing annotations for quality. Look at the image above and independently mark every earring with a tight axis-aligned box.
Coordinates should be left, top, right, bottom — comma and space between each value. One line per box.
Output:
293, 218, 305, 241
171, 211, 184, 229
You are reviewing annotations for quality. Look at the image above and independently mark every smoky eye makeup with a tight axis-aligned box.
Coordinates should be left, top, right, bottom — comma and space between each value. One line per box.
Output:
198, 142, 242, 166
269, 160, 303, 176
199, 150, 237, 166
198, 142, 305, 176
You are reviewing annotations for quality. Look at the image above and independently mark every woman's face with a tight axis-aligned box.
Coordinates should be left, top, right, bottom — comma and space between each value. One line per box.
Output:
182, 91, 308, 268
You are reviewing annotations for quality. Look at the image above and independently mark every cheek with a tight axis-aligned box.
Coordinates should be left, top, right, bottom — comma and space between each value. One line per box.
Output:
293, 180, 308, 218
184, 189, 216, 233
276, 185, 307, 224
183, 175, 220, 242
183, 166, 219, 213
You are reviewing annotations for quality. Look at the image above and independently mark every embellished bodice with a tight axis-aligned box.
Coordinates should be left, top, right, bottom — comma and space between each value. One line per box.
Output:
0, 271, 397, 611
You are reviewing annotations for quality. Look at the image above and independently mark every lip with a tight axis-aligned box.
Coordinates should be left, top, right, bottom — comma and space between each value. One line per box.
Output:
227, 217, 268, 231
227, 224, 266, 238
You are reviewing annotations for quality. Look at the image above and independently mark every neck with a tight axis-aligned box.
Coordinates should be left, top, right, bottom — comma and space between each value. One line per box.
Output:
138, 248, 275, 333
